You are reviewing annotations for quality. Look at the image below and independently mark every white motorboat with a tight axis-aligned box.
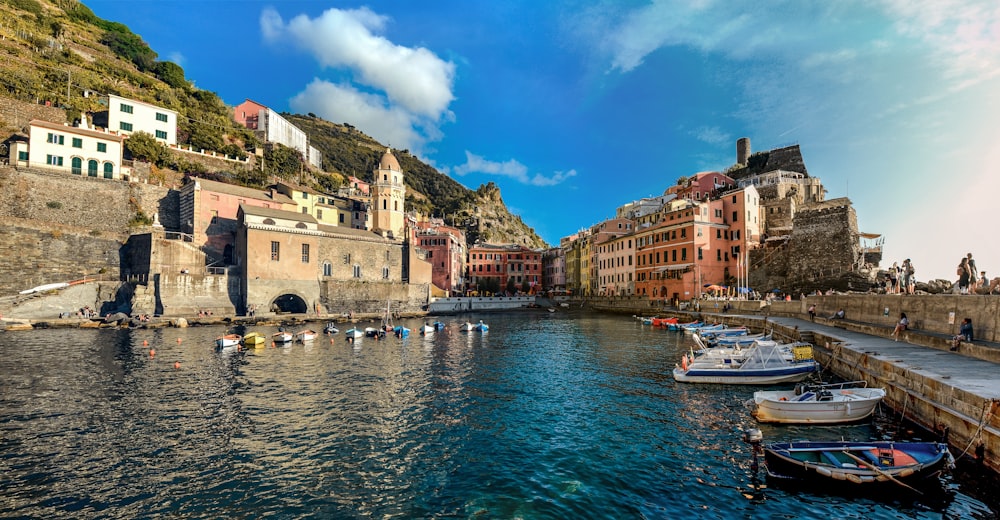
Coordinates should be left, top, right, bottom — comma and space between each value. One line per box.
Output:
344, 328, 363, 339
673, 342, 818, 384
752, 381, 887, 424
272, 331, 293, 344
216, 333, 241, 348
295, 329, 317, 342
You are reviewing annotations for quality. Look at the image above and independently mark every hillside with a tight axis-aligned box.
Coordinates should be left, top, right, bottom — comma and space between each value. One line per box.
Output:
0, 0, 548, 249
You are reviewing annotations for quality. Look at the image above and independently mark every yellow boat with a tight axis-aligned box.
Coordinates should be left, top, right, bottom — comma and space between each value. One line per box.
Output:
242, 331, 266, 348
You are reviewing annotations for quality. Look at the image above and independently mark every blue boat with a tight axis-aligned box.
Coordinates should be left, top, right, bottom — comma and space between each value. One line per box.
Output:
673, 342, 817, 384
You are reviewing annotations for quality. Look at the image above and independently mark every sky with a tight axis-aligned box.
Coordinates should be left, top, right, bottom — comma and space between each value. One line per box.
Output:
85, 0, 1000, 282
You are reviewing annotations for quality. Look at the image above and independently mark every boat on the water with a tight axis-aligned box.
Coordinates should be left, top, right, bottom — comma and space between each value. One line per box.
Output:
420, 321, 445, 334
393, 326, 410, 338
761, 439, 953, 487
324, 323, 339, 334
652, 317, 678, 327
241, 332, 266, 348
752, 381, 887, 424
344, 328, 363, 339
216, 333, 242, 348
272, 331, 293, 344
475, 320, 489, 332
673, 342, 818, 384
295, 329, 317, 342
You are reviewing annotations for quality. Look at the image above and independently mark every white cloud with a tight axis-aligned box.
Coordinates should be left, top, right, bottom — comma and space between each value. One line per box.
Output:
289, 79, 423, 151
691, 126, 731, 146
166, 52, 185, 66
452, 151, 577, 187
261, 7, 456, 154
260, 7, 455, 118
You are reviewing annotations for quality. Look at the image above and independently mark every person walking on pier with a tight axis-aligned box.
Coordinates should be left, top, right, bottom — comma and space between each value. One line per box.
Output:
958, 257, 972, 294
902, 259, 915, 294
967, 254, 978, 292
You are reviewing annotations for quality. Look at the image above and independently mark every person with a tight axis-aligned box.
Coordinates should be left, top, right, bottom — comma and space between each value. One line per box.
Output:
807, 304, 816, 321
892, 312, 909, 341
958, 257, 971, 294
967, 254, 978, 292
952, 318, 973, 351
902, 259, 915, 295
831, 308, 845, 320
888, 262, 899, 294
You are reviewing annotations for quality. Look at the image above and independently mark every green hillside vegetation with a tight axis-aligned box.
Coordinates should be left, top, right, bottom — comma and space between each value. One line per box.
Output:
0, 0, 548, 248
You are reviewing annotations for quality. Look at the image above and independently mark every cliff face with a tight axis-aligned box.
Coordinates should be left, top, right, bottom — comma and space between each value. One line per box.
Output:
458, 182, 546, 248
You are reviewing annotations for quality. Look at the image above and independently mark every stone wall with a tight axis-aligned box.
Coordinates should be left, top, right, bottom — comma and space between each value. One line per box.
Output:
0, 220, 121, 295
322, 280, 429, 315
0, 97, 66, 134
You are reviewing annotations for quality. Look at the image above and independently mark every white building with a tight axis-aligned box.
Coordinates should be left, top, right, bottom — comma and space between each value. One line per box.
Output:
15, 119, 126, 179
106, 93, 178, 146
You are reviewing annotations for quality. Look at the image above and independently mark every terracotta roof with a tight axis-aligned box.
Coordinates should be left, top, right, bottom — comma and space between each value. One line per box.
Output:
193, 177, 295, 205
240, 204, 317, 223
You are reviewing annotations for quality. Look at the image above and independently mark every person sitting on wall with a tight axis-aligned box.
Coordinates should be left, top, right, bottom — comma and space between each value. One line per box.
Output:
952, 318, 973, 351
830, 308, 845, 320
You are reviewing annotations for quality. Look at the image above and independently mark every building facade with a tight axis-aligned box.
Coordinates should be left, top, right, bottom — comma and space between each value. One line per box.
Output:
20, 119, 125, 179
106, 94, 177, 146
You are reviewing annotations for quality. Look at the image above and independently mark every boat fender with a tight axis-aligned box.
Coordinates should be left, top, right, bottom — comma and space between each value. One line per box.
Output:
779, 397, 788, 401
816, 467, 833, 478
897, 468, 914, 478
845, 403, 851, 416
875, 474, 889, 482
681, 354, 689, 371
846, 473, 863, 484
831, 471, 847, 481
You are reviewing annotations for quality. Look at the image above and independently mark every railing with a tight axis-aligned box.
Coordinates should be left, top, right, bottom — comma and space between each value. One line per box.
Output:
163, 231, 195, 242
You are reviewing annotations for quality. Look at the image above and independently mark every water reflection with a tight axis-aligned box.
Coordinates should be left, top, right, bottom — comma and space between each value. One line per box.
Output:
0, 312, 996, 518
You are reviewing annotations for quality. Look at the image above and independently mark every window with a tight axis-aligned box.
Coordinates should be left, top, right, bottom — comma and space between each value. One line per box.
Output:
18, 151, 28, 161
47, 133, 64, 145
301, 207, 308, 214
71, 157, 82, 174
301, 244, 310, 263
72, 138, 83, 148
353, 265, 361, 278
382, 267, 389, 279
120, 103, 133, 114
46, 155, 63, 166
732, 211, 738, 222
155, 112, 168, 122
271, 241, 280, 261
120, 122, 133, 132
155, 130, 167, 140
323, 261, 332, 276
103, 162, 113, 178
698, 247, 703, 260
317, 209, 323, 220
339, 214, 344, 223
97, 143, 107, 153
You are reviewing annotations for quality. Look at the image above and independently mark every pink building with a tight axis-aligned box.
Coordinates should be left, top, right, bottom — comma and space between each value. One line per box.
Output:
414, 221, 467, 295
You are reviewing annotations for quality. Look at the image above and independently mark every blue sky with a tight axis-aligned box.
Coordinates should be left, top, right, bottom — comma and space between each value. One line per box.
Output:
85, 0, 1000, 282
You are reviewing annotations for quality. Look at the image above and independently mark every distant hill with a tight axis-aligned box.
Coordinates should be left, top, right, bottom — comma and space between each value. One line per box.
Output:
0, 0, 548, 249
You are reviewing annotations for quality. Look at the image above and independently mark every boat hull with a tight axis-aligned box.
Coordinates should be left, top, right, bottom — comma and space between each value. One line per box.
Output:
216, 334, 241, 348
673, 362, 817, 384
241, 332, 266, 347
272, 333, 292, 343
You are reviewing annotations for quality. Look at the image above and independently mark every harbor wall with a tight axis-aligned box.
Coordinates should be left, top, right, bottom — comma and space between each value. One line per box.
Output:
428, 296, 537, 314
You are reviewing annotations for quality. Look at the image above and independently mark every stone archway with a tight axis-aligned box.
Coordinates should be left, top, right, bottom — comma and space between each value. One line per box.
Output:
271, 293, 308, 314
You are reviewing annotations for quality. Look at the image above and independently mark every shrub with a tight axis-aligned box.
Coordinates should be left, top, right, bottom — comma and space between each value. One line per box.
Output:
46, 201, 62, 209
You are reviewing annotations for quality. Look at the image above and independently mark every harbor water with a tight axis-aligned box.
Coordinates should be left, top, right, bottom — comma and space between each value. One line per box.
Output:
1, 310, 997, 519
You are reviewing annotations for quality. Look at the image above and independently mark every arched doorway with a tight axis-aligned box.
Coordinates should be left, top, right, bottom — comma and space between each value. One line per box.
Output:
271, 293, 307, 314
87, 159, 98, 177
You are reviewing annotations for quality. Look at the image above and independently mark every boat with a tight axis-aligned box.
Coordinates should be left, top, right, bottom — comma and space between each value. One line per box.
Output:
669, 320, 699, 331
19, 282, 70, 295
673, 342, 818, 384
364, 327, 386, 338
344, 328, 363, 339
460, 322, 475, 332
637, 316, 655, 325
652, 317, 678, 327
761, 439, 953, 487
272, 330, 293, 343
241, 331, 266, 348
324, 323, 339, 334
295, 329, 317, 342
216, 333, 241, 348
709, 332, 771, 347
393, 326, 410, 338
474, 320, 489, 332
420, 321, 445, 334
752, 381, 887, 424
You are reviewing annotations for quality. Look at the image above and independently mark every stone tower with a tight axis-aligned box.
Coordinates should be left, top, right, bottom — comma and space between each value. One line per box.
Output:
737, 137, 751, 166
371, 148, 406, 240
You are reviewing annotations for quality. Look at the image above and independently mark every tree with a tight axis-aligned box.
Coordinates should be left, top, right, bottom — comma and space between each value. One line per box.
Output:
506, 278, 516, 295
155, 61, 187, 88
264, 143, 304, 179
124, 131, 166, 163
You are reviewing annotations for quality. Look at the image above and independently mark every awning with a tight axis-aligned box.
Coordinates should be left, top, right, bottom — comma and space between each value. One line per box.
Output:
664, 263, 693, 271
859, 232, 881, 239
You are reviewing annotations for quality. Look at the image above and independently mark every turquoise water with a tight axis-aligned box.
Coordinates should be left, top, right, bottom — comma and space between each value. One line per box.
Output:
0, 310, 996, 519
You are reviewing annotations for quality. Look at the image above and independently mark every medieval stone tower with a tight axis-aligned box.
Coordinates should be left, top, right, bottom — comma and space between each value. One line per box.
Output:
371, 148, 406, 240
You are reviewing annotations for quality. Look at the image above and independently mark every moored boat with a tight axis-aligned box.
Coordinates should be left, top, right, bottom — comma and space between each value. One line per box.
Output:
393, 326, 410, 338
272, 331, 293, 343
761, 439, 953, 487
474, 320, 489, 332
216, 333, 242, 348
295, 329, 317, 342
752, 381, 886, 424
324, 323, 339, 334
673, 342, 818, 384
460, 322, 475, 332
345, 328, 363, 339
241, 331, 266, 348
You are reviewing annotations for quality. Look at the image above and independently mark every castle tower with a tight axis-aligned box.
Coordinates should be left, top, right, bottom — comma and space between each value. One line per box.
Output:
737, 137, 751, 166
371, 148, 406, 240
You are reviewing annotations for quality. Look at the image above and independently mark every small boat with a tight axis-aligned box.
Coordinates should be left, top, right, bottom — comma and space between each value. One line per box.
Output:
272, 331, 292, 343
393, 326, 410, 338
324, 323, 339, 334
474, 320, 489, 332
673, 342, 818, 384
364, 327, 386, 338
216, 333, 241, 348
652, 317, 678, 327
241, 331, 266, 348
295, 329, 317, 342
752, 381, 887, 424
460, 322, 475, 332
637, 316, 655, 325
344, 328, 363, 339
420, 321, 445, 334
761, 439, 954, 487
709, 332, 771, 347
19, 282, 70, 295
669, 320, 699, 331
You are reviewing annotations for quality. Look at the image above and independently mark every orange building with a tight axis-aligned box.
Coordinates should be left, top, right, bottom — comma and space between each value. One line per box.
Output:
467, 244, 543, 295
